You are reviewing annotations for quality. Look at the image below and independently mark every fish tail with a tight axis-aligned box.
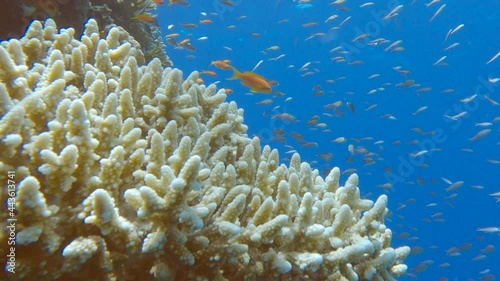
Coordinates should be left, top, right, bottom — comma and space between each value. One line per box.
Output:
227, 66, 241, 80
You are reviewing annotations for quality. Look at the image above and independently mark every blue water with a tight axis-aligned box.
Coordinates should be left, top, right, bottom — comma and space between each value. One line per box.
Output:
159, 1, 500, 280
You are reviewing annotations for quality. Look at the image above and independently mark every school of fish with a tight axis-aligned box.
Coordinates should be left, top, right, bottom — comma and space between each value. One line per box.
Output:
150, 0, 499, 280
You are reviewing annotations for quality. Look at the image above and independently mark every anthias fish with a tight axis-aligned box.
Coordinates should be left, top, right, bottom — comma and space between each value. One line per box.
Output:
227, 66, 272, 93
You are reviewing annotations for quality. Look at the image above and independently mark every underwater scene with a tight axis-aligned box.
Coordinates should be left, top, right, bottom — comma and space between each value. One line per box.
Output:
0, 0, 499, 280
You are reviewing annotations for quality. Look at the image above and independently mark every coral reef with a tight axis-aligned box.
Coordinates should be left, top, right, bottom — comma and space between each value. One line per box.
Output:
0, 0, 171, 67
0, 19, 409, 280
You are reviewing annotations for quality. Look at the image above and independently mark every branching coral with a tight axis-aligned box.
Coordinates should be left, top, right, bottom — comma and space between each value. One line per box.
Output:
0, 19, 409, 281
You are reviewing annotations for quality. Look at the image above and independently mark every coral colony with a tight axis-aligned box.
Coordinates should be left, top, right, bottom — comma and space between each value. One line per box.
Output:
0, 19, 409, 280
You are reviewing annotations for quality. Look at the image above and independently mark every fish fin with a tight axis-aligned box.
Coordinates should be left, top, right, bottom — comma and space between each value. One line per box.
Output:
226, 66, 241, 80
250, 87, 271, 94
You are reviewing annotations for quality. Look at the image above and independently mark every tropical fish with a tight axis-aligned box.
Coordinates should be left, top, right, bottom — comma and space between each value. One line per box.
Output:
227, 66, 272, 93
219, 0, 234, 7
200, 70, 216, 77
132, 14, 158, 25
210, 60, 231, 70
179, 40, 195, 51
477, 227, 500, 233
180, 23, 197, 28
346, 102, 355, 114
468, 129, 491, 141
168, 0, 191, 8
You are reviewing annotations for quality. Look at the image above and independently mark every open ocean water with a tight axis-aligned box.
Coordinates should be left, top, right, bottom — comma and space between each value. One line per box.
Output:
159, 0, 500, 280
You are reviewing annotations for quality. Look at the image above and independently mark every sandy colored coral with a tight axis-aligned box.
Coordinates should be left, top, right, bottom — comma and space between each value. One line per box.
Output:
0, 19, 409, 281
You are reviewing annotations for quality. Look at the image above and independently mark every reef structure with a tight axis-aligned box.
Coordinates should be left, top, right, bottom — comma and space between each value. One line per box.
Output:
1, 0, 171, 67
0, 19, 410, 281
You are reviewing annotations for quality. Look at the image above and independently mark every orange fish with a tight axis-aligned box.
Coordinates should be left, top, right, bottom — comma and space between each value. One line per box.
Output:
200, 70, 217, 77
179, 41, 195, 51
152, 0, 164, 4
210, 60, 231, 70
227, 66, 272, 93
132, 14, 158, 25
